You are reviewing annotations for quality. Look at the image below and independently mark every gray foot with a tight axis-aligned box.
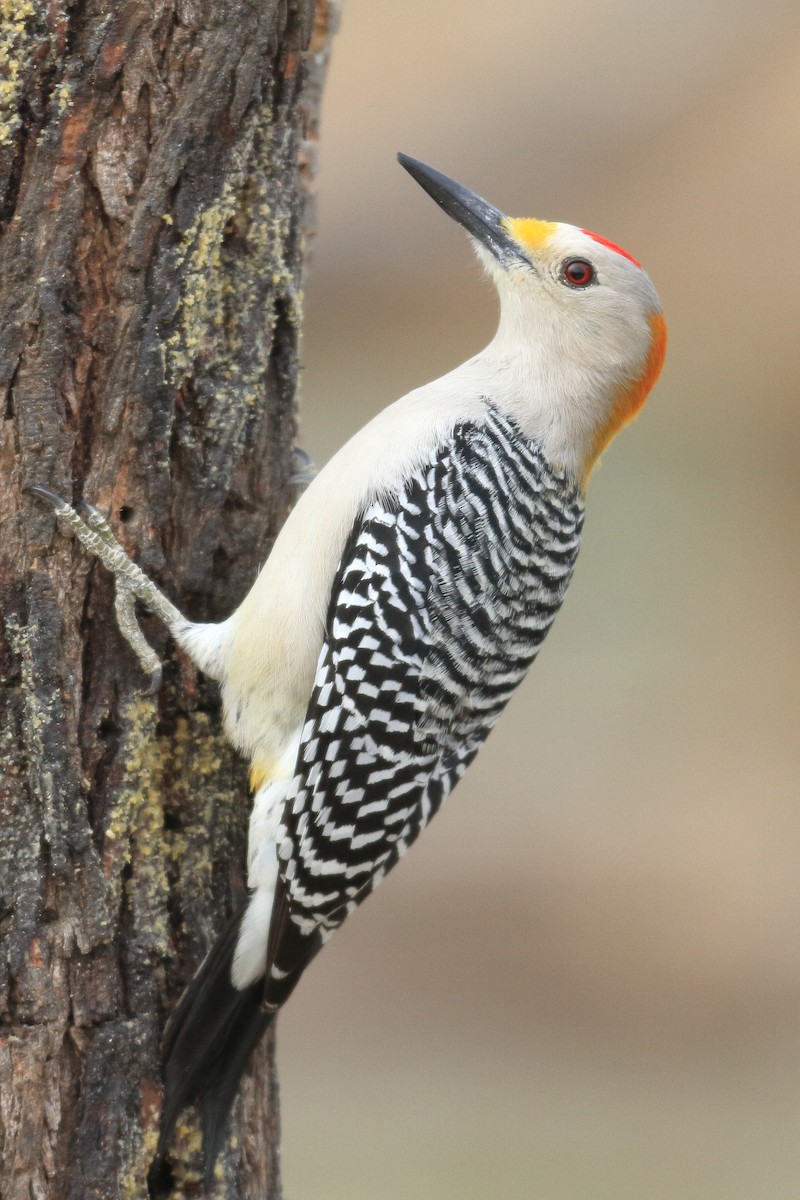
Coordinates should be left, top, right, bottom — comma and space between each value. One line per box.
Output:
27, 486, 185, 692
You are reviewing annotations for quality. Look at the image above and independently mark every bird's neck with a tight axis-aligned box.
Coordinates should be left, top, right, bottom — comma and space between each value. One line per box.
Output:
465, 322, 602, 486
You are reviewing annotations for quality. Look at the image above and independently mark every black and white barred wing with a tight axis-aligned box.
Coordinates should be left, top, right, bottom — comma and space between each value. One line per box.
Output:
277, 456, 453, 934
268, 409, 584, 1000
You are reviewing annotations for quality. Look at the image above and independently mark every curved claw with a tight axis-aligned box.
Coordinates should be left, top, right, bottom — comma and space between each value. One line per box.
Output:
76, 498, 102, 522
76, 499, 118, 545
25, 484, 72, 511
289, 447, 317, 486
143, 663, 163, 697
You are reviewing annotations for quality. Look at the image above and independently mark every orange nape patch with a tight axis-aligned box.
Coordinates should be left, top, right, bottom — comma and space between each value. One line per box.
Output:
581, 229, 641, 268
504, 216, 558, 253
583, 311, 667, 487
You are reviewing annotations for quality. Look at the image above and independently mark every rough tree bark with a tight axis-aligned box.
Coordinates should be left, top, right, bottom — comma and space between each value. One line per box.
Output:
0, 2, 336, 1196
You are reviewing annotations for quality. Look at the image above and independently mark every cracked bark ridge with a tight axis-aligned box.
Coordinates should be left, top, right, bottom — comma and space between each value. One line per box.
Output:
0, 2, 337, 1197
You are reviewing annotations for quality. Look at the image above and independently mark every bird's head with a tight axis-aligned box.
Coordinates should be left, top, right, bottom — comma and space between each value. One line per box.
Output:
398, 154, 666, 487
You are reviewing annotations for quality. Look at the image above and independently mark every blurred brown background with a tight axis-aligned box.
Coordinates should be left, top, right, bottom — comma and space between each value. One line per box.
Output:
279, 2, 800, 1196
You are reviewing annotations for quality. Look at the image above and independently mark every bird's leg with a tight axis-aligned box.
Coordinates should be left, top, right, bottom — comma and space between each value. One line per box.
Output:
73, 500, 167, 691
28, 486, 187, 693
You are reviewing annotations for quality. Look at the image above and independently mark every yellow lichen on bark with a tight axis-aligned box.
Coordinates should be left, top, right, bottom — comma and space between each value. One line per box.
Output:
0, 0, 41, 146
164, 101, 303, 459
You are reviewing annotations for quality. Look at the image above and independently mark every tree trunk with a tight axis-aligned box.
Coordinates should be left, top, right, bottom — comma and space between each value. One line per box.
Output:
0, 2, 335, 1196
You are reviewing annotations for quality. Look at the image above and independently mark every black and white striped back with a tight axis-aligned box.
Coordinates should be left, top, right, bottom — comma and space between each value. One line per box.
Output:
271, 404, 584, 976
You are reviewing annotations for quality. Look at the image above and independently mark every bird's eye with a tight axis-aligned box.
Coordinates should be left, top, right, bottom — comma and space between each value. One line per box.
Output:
561, 258, 595, 288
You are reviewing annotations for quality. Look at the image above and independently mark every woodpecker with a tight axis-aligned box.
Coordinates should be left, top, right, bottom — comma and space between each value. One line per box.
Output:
30, 154, 666, 1185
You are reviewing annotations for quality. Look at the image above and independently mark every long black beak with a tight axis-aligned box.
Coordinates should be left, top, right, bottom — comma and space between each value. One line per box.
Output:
397, 153, 528, 267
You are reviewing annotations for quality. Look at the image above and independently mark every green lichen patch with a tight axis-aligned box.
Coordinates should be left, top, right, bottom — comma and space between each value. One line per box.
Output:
0, 0, 45, 147
162, 711, 239, 948
54, 77, 72, 114
103, 694, 170, 955
164, 99, 303, 485
101, 698, 243, 968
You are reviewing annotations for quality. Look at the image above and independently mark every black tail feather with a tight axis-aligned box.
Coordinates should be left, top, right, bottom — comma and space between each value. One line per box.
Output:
200, 1001, 273, 1183
148, 897, 325, 1194
148, 906, 273, 1193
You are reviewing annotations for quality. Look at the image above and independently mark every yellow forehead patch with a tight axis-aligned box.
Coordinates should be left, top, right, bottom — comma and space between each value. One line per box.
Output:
504, 216, 558, 252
